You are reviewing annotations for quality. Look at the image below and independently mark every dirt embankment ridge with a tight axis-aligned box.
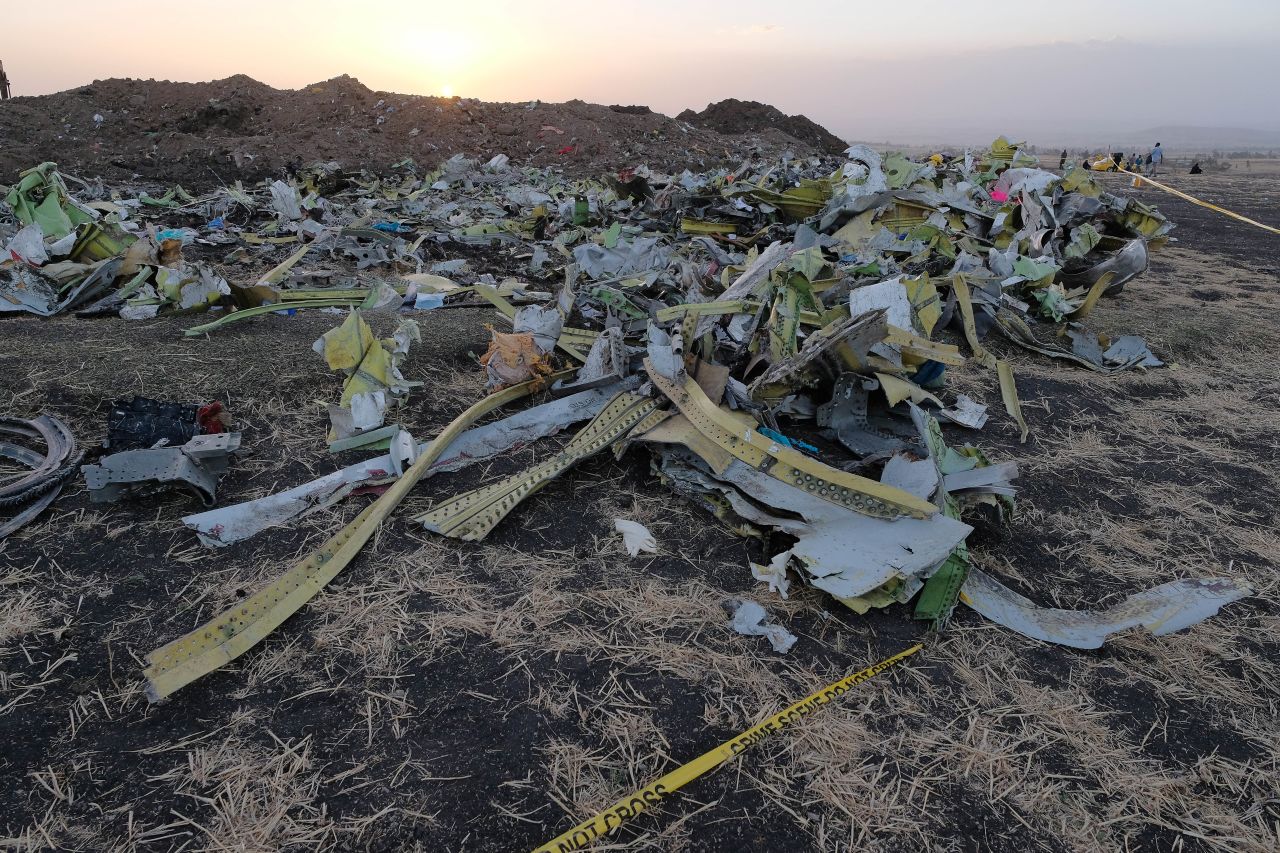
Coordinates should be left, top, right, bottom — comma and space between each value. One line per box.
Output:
0, 75, 847, 188
678, 98, 849, 154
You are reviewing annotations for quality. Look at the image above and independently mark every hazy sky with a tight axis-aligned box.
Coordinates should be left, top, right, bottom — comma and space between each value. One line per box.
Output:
5, 0, 1279, 143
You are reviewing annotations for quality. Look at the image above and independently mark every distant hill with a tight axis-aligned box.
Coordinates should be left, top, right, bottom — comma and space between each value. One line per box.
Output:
678, 100, 848, 155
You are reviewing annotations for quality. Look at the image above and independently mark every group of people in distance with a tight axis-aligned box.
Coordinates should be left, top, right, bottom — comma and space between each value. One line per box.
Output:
1055, 142, 1210, 176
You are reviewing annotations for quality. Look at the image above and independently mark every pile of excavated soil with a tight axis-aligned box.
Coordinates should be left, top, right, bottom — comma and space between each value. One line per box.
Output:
0, 75, 846, 189
678, 99, 849, 155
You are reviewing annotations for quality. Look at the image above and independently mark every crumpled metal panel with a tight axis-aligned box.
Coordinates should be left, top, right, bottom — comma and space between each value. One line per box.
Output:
654, 449, 969, 602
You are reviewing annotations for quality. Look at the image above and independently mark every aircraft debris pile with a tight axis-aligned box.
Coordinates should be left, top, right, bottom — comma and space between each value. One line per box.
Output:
0, 139, 1250, 700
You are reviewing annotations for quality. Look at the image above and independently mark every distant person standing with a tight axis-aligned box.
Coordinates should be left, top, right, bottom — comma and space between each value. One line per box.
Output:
1059, 149, 1068, 170
1147, 142, 1163, 176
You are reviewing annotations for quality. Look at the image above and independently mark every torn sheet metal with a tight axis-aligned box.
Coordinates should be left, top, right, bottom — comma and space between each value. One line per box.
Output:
694, 240, 792, 336
816, 372, 913, 457
943, 461, 1018, 496
656, 452, 969, 602
0, 267, 60, 315
1102, 335, 1164, 369
849, 278, 912, 329
938, 394, 988, 429
573, 236, 669, 279
645, 359, 936, 520
183, 383, 628, 546
961, 569, 1252, 648
513, 303, 565, 353
555, 326, 628, 394
269, 180, 303, 220
880, 453, 941, 502
1061, 237, 1148, 294
314, 311, 420, 439
748, 310, 886, 397
82, 433, 241, 506
876, 372, 943, 408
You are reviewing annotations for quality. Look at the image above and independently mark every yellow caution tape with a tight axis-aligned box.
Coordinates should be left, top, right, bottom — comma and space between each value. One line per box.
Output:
1119, 169, 1280, 236
532, 643, 922, 853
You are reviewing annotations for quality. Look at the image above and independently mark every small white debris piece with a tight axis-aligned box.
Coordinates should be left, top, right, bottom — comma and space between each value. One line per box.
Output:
750, 552, 791, 599
270, 180, 303, 221
613, 518, 657, 556
939, 394, 989, 429
119, 303, 160, 320
6, 223, 48, 265
729, 599, 797, 654
349, 391, 386, 432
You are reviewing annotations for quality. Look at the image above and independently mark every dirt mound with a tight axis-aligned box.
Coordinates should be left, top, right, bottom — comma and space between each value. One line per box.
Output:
678, 99, 847, 155
0, 76, 831, 189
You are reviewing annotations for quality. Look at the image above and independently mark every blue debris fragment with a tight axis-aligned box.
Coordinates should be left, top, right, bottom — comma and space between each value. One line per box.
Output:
758, 426, 818, 454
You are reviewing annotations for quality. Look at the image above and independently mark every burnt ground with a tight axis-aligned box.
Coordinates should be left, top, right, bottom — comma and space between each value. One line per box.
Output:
1, 171, 1279, 852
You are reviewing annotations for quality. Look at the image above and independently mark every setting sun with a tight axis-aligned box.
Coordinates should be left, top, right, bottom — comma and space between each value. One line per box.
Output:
442, 84, 454, 98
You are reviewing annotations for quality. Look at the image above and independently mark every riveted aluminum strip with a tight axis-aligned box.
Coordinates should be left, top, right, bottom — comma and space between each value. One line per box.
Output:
613, 406, 676, 458
414, 392, 659, 541
653, 299, 759, 323
645, 360, 936, 520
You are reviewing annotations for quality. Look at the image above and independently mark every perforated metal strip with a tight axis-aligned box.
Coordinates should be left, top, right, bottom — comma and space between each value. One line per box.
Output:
645, 361, 936, 520
414, 392, 660, 541
142, 372, 573, 702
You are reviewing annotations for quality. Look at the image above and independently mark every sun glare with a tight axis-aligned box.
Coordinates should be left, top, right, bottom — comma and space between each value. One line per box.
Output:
442, 84, 454, 98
